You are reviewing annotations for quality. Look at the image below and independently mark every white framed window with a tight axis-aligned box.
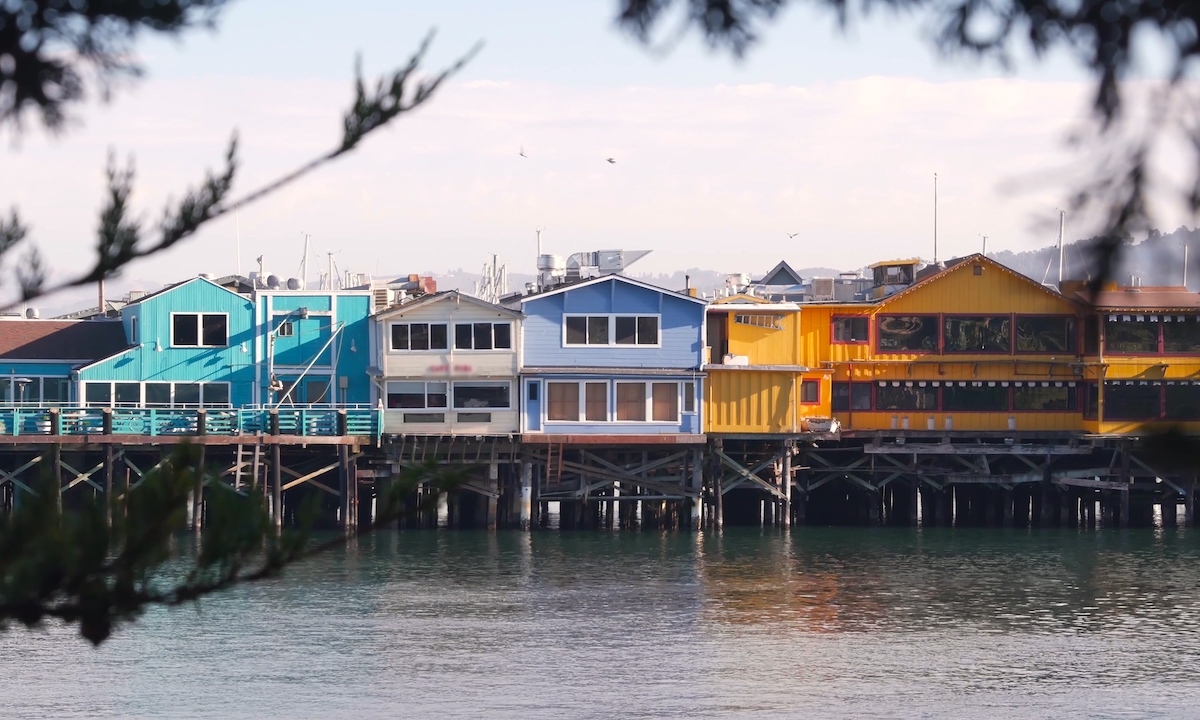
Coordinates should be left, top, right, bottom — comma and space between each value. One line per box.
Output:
83, 381, 231, 408
544, 381, 609, 422
563, 315, 660, 347
452, 381, 511, 409
277, 320, 295, 337
1, 376, 71, 405
614, 381, 680, 423
683, 381, 696, 413
386, 381, 448, 409
454, 322, 513, 350
171, 313, 229, 348
389, 322, 448, 351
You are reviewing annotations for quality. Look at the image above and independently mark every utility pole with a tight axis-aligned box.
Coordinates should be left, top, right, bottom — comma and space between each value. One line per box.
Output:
1057, 210, 1066, 286
980, 233, 988, 257
933, 173, 938, 265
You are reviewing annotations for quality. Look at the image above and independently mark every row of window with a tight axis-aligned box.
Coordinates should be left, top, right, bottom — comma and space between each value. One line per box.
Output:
83, 381, 231, 408
1102, 315, 1200, 354
1083, 382, 1200, 420
840, 315, 1079, 354
564, 315, 659, 346
542, 380, 694, 422
0, 377, 71, 404
172, 313, 229, 348
831, 381, 1080, 412
385, 381, 511, 409
390, 322, 512, 352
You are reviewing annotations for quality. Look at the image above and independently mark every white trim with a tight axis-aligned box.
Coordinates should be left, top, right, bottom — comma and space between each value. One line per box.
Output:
612, 379, 680, 424
561, 313, 662, 348
518, 274, 709, 305
452, 321, 515, 351
385, 380, 449, 410
542, 379, 611, 423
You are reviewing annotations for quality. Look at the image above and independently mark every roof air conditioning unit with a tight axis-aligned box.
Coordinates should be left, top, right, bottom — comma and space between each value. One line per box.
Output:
811, 277, 835, 301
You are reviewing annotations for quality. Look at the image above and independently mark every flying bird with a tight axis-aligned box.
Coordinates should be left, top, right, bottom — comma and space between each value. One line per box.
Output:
787, 232, 799, 238
519, 146, 528, 158
606, 157, 616, 164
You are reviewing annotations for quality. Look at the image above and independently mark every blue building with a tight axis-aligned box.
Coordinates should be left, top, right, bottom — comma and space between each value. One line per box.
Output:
511, 275, 707, 439
74, 276, 373, 408
0, 318, 127, 406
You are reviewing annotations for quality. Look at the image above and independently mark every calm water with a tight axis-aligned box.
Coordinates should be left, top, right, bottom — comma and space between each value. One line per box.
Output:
4, 527, 1200, 719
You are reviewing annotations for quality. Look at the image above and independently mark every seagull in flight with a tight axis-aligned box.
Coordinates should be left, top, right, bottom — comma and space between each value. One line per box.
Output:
787, 232, 799, 238
606, 157, 617, 164
519, 146, 528, 158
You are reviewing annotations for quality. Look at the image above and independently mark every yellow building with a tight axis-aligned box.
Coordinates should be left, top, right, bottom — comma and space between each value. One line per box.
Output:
705, 254, 1200, 438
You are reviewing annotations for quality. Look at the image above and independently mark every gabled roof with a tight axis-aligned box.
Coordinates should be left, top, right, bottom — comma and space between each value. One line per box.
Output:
0, 320, 129, 361
712, 293, 771, 305
757, 261, 804, 286
124, 276, 248, 307
514, 274, 708, 305
877, 254, 1069, 307
374, 289, 523, 320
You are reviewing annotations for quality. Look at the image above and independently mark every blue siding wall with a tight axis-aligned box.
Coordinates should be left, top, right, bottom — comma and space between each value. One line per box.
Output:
521, 278, 704, 369
271, 315, 333, 366
79, 278, 257, 405
335, 295, 371, 404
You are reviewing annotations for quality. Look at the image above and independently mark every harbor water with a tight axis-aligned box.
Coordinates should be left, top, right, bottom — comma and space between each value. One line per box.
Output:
3, 527, 1200, 719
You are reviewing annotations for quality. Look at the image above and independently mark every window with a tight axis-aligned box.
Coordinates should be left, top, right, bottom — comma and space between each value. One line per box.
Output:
652, 382, 678, 421
832, 317, 869, 343
171, 314, 227, 347
734, 314, 783, 329
565, 315, 659, 346
1016, 316, 1077, 353
800, 380, 820, 403
306, 380, 330, 404
1105, 382, 1160, 419
454, 322, 513, 350
944, 316, 1011, 353
453, 382, 511, 409
204, 383, 231, 406
174, 383, 201, 406
528, 383, 539, 401
1014, 384, 1077, 411
683, 381, 696, 413
114, 383, 140, 406
1166, 384, 1200, 420
1164, 317, 1200, 353
386, 381, 447, 409
1105, 318, 1158, 353
277, 321, 294, 337
130, 316, 139, 344
832, 382, 872, 411
42, 379, 69, 404
942, 384, 1009, 412
585, 382, 608, 421
616, 383, 646, 421
547, 382, 580, 421
390, 323, 448, 351
875, 384, 938, 411
877, 315, 938, 352
85, 382, 111, 406
145, 383, 171, 407
1084, 316, 1100, 354
1084, 383, 1099, 419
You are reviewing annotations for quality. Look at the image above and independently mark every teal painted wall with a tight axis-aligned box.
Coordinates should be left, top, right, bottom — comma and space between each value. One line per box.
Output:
79, 278, 257, 406
335, 294, 371, 404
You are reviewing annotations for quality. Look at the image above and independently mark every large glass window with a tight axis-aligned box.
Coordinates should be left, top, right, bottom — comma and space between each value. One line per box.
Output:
453, 382, 510, 409
386, 381, 447, 409
585, 382, 608, 421
85, 382, 111, 406
616, 383, 646, 421
171, 313, 227, 347
114, 383, 140, 406
547, 382, 580, 421
651, 382, 678, 421
389, 323, 448, 351
1163, 317, 1200, 353
1105, 318, 1158, 353
877, 316, 938, 352
1016, 316, 1077, 353
832, 316, 869, 343
455, 322, 513, 350
800, 380, 819, 403
1014, 384, 1077, 411
942, 384, 1009, 412
566, 315, 658, 346
1104, 383, 1160, 419
203, 383, 231, 406
42, 378, 69, 404
174, 383, 201, 406
875, 384, 938, 411
832, 382, 872, 411
944, 316, 1011, 353
1166, 384, 1200, 420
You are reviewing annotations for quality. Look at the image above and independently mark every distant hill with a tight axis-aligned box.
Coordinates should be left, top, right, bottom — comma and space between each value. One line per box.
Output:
987, 226, 1200, 289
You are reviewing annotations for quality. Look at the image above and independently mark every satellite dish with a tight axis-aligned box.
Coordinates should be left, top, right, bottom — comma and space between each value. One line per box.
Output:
267, 275, 281, 289
286, 277, 302, 290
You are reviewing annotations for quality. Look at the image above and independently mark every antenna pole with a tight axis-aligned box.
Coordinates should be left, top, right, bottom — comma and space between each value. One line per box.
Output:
1057, 209, 1065, 285
235, 205, 242, 277
980, 233, 988, 257
300, 232, 311, 287
933, 173, 938, 265
1185, 244, 1190, 288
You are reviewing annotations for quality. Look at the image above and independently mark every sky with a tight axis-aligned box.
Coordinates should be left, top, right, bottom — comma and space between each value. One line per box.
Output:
1, 0, 1193, 309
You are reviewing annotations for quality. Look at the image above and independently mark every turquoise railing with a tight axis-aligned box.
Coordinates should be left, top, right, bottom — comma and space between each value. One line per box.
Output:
0, 406, 382, 441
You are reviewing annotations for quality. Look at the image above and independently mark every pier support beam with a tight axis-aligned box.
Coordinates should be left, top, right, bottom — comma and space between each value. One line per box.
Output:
690, 448, 703, 530
520, 452, 533, 531
781, 440, 792, 529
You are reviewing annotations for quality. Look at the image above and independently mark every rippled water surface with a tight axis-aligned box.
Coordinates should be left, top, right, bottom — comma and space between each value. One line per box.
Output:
5, 527, 1200, 718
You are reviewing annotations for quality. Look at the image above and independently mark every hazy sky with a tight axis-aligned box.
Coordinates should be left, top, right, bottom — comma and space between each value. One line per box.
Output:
1, 0, 1190, 307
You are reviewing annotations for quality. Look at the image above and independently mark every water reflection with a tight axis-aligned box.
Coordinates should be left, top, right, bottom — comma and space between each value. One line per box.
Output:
2, 527, 1200, 719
